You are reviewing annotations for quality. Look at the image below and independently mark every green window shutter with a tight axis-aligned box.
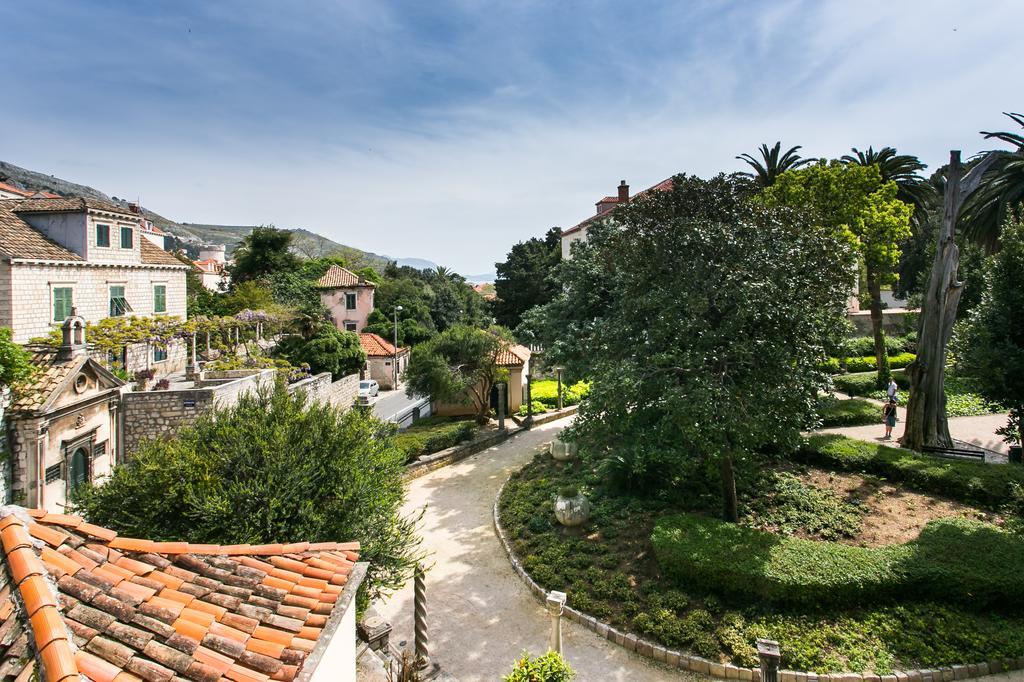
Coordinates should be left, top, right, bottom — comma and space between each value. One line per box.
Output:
96, 224, 110, 247
154, 285, 167, 313
109, 286, 127, 317
53, 288, 72, 322
120, 226, 133, 249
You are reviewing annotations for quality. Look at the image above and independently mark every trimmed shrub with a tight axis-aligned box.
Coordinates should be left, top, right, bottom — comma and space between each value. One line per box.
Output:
817, 397, 880, 428
799, 434, 1024, 510
504, 651, 575, 682
517, 399, 549, 416
652, 514, 1024, 610
529, 379, 590, 409
393, 416, 477, 462
839, 335, 914, 358
838, 352, 915, 374
833, 370, 909, 397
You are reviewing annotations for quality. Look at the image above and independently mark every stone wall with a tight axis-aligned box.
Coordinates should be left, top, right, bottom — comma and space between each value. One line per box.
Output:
847, 309, 916, 337
289, 373, 359, 412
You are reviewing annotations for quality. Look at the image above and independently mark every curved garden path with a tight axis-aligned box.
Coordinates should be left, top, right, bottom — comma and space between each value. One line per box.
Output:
373, 416, 702, 681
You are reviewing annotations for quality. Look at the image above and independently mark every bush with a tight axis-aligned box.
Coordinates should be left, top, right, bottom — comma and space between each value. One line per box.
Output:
504, 651, 575, 682
833, 370, 909, 397
71, 383, 421, 599
799, 434, 1024, 511
274, 324, 365, 379
529, 379, 591, 409
652, 513, 1024, 610
817, 397, 880, 428
393, 416, 477, 462
518, 399, 549, 416
837, 352, 915, 374
838, 335, 914, 358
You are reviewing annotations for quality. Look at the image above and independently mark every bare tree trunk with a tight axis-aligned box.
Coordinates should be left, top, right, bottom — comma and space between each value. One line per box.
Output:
866, 270, 890, 389
720, 454, 738, 523
901, 151, 998, 450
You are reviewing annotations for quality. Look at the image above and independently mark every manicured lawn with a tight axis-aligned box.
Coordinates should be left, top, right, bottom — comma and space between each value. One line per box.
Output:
499, 447, 1024, 673
817, 397, 880, 428
832, 372, 1004, 418
393, 416, 478, 462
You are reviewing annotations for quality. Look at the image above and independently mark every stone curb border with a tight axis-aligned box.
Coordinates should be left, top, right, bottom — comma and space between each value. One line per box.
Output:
492, 472, 1024, 682
403, 424, 524, 481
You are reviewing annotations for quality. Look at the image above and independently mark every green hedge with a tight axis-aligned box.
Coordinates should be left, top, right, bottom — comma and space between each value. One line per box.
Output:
837, 352, 916, 374
817, 398, 881, 428
393, 417, 477, 462
839, 334, 915, 358
652, 514, 1024, 610
799, 434, 1024, 510
529, 379, 590, 409
833, 370, 909, 397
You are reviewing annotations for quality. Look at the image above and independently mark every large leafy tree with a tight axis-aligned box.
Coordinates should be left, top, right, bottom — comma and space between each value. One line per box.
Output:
959, 217, 1024, 447
530, 174, 854, 521
764, 162, 913, 388
404, 325, 510, 421
736, 141, 813, 188
841, 146, 932, 224
275, 323, 366, 379
492, 227, 562, 330
72, 384, 422, 598
230, 226, 301, 283
961, 112, 1024, 252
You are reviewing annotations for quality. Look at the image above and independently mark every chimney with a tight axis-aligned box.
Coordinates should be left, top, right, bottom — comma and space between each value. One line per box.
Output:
57, 308, 87, 361
128, 202, 140, 214
618, 180, 629, 203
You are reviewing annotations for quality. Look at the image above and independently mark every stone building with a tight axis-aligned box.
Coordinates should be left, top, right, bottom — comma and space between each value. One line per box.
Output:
559, 177, 674, 259
0, 196, 190, 374
5, 313, 124, 512
358, 332, 409, 390
316, 265, 376, 332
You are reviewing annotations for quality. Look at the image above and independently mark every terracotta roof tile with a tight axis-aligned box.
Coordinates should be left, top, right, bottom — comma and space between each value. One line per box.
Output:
314, 264, 375, 289
0, 201, 84, 261
358, 332, 408, 358
0, 507, 363, 682
562, 176, 676, 237
140, 238, 187, 267
496, 343, 531, 367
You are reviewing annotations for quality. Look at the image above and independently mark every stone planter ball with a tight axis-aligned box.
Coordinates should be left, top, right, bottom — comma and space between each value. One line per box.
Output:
550, 438, 578, 461
554, 494, 591, 527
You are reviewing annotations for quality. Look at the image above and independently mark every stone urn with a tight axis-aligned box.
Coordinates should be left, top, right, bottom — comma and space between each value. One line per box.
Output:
549, 438, 578, 461
554, 491, 591, 527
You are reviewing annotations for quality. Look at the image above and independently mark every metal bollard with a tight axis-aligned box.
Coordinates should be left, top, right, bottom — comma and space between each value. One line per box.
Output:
756, 639, 781, 682
546, 590, 566, 654
497, 382, 507, 432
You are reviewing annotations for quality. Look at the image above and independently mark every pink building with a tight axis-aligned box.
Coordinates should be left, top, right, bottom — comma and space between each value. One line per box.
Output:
316, 264, 376, 332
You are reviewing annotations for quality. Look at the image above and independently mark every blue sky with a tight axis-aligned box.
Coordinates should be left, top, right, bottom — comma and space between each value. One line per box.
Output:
1, 1, 1022, 275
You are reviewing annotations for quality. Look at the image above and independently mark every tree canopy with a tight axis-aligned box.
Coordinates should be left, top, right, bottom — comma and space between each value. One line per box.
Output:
404, 325, 510, 421
71, 384, 421, 599
229, 226, 302, 283
275, 323, 366, 379
736, 141, 812, 188
492, 227, 562, 330
0, 327, 34, 388
527, 174, 855, 519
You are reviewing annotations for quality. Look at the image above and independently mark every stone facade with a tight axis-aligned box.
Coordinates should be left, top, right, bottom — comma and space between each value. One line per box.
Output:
290, 372, 360, 412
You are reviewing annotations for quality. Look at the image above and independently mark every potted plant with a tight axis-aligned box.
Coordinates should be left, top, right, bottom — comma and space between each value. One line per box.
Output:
549, 437, 578, 461
554, 485, 590, 527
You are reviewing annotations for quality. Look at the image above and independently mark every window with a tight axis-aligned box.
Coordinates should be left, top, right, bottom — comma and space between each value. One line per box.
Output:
96, 223, 110, 247
45, 463, 62, 484
153, 284, 167, 313
53, 287, 73, 322
344, 321, 358, 332
345, 292, 357, 310
69, 447, 89, 490
153, 346, 168, 362
120, 226, 133, 249
109, 285, 131, 317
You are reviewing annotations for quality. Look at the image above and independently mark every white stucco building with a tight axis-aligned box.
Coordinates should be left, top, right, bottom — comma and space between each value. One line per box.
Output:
0, 197, 189, 346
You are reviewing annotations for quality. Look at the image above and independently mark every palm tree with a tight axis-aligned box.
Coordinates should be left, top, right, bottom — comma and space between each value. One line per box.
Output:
736, 142, 813, 188
841, 146, 933, 223
960, 112, 1024, 252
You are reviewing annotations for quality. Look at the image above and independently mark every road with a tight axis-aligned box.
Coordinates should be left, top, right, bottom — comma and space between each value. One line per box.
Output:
371, 385, 425, 422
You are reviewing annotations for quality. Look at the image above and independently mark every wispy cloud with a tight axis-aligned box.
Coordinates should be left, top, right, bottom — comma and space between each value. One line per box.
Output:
0, 0, 1021, 273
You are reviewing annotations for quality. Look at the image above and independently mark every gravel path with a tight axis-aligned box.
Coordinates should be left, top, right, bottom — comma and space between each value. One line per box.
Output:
372, 416, 701, 681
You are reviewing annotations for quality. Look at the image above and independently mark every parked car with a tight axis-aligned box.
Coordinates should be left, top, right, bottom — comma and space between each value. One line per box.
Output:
359, 380, 380, 399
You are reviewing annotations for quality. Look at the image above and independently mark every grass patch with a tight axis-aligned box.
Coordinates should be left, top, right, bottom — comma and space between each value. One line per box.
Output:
818, 397, 881, 428
499, 452, 1024, 672
393, 416, 478, 462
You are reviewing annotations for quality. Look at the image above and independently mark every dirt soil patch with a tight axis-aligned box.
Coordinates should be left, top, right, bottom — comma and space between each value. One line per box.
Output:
795, 465, 994, 547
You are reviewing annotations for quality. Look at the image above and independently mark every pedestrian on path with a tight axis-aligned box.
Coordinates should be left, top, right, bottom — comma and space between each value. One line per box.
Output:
882, 398, 898, 440
887, 377, 898, 401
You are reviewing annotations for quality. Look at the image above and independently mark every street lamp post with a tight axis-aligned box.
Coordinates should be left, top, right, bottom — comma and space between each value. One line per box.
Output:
393, 305, 403, 389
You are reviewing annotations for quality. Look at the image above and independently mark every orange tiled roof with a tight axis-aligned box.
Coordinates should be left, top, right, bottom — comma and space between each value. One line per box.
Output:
139, 239, 187, 268
314, 265, 374, 289
358, 333, 407, 358
0, 180, 33, 197
561, 177, 675, 237
496, 343, 531, 367
11, 197, 136, 217
0, 507, 362, 682
0, 201, 84, 261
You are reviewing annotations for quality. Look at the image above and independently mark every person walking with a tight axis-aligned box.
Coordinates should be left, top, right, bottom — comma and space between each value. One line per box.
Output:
887, 377, 898, 401
882, 398, 898, 440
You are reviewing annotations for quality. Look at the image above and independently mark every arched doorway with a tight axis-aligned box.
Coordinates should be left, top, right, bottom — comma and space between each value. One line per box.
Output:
69, 447, 88, 490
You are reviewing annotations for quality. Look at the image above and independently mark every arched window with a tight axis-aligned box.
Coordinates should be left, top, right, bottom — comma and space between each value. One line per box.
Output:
69, 447, 89, 490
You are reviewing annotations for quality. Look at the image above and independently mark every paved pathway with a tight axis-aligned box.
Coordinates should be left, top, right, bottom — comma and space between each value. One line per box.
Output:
373, 416, 700, 682
820, 412, 1012, 458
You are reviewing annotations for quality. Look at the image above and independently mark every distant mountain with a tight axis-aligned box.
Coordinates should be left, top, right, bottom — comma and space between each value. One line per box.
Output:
390, 257, 440, 271
0, 160, 404, 272
464, 271, 497, 283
